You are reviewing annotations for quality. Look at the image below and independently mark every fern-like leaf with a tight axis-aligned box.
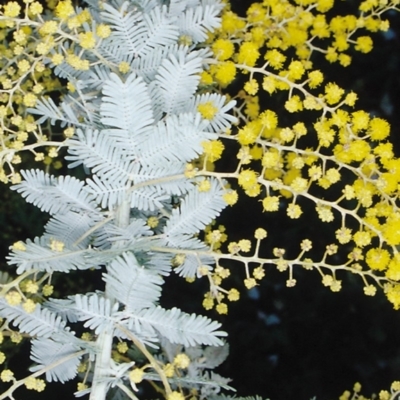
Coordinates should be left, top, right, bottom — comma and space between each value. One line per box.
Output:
98, 218, 152, 248
30, 338, 83, 383
178, 3, 221, 43
131, 44, 181, 82
74, 293, 119, 335
130, 164, 191, 199
164, 178, 226, 237
137, 113, 215, 167
103, 252, 163, 311
130, 186, 170, 211
29, 96, 83, 127
100, 72, 154, 142
168, 0, 187, 17
0, 299, 74, 339
44, 211, 101, 249
153, 234, 214, 278
85, 174, 128, 210
101, 2, 146, 56
44, 297, 80, 323
66, 128, 135, 183
138, 5, 179, 56
124, 306, 227, 347
12, 170, 98, 216
141, 251, 172, 276
85, 65, 114, 90
7, 236, 98, 273
155, 50, 202, 114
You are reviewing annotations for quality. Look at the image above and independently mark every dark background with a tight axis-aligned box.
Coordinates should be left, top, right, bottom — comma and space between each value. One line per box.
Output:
1, 0, 400, 399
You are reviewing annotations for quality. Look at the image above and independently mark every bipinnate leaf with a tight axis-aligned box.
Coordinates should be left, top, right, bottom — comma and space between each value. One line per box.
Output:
103, 252, 163, 311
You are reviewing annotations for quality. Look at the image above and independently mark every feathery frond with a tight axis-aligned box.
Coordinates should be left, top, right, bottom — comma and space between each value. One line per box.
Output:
66, 128, 135, 183
7, 236, 97, 273
177, 3, 221, 43
2, 0, 236, 397
29, 93, 89, 128
44, 211, 101, 249
155, 51, 203, 114
130, 186, 170, 211
30, 338, 83, 383
164, 178, 226, 237
74, 293, 119, 335
103, 252, 163, 310
125, 306, 227, 346
137, 113, 215, 167
0, 299, 74, 339
12, 170, 98, 216
85, 174, 129, 210
101, 2, 146, 56
100, 72, 154, 140
138, 5, 179, 56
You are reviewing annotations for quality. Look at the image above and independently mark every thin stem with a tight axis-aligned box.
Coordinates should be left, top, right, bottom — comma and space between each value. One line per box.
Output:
0, 270, 38, 297
116, 323, 172, 397
73, 215, 114, 247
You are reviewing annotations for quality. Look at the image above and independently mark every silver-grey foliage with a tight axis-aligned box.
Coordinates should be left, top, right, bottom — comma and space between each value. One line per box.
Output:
2, 0, 239, 399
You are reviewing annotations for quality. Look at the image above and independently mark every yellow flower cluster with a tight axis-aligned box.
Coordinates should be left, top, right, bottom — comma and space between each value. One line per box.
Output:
339, 381, 400, 400
202, 140, 225, 162
195, 0, 400, 312
206, 0, 394, 94
204, 224, 228, 250
173, 353, 190, 369
0, 0, 111, 182
24, 377, 46, 392
129, 368, 144, 384
201, 259, 241, 313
